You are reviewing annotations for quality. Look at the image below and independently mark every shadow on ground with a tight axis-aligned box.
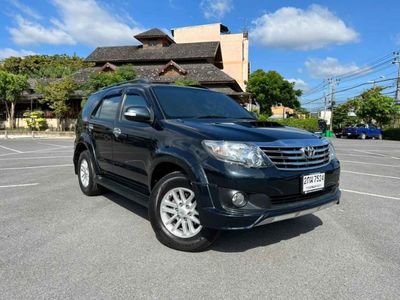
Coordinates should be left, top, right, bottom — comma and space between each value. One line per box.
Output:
103, 191, 148, 221
212, 214, 323, 252
103, 191, 323, 253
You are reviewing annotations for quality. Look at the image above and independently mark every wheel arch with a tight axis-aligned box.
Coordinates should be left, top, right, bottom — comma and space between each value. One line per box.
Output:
149, 154, 207, 191
73, 134, 99, 175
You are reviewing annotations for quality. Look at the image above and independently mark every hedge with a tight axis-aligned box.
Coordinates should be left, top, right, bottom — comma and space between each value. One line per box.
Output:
382, 128, 400, 140
268, 118, 320, 132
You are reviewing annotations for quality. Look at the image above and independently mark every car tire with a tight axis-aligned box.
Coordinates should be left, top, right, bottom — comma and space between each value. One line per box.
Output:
78, 150, 104, 196
378, 134, 383, 140
360, 133, 366, 140
149, 171, 220, 252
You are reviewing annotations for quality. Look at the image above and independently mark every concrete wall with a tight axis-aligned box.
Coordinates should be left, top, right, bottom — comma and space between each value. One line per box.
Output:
173, 23, 249, 91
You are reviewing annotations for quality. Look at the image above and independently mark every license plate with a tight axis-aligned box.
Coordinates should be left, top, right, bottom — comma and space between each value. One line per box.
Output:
302, 173, 325, 194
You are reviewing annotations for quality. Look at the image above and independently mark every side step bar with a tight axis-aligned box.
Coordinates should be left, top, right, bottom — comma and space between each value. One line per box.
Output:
94, 175, 149, 207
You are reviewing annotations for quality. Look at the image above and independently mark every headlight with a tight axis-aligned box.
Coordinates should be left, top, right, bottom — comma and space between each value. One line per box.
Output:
327, 140, 336, 161
202, 140, 272, 168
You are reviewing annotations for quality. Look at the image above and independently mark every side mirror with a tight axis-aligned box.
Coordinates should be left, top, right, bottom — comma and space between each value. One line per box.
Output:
124, 106, 152, 123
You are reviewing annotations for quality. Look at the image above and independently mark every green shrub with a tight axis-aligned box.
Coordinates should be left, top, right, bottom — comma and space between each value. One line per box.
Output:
382, 128, 400, 140
269, 118, 320, 132
257, 113, 270, 121
23, 111, 47, 131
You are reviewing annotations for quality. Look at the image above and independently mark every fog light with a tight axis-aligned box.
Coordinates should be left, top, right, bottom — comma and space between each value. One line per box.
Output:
232, 192, 247, 208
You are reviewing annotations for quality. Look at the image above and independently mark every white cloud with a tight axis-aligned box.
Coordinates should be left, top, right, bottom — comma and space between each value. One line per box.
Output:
287, 78, 308, 91
0, 48, 36, 60
250, 5, 359, 50
9, 0, 42, 19
305, 57, 361, 78
200, 0, 233, 20
8, 0, 145, 47
9, 15, 75, 46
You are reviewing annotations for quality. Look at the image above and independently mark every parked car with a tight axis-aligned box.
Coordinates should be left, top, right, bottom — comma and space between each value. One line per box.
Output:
342, 124, 382, 139
74, 80, 341, 252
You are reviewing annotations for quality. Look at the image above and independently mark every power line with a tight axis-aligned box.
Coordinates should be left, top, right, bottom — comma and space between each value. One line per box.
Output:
302, 77, 399, 106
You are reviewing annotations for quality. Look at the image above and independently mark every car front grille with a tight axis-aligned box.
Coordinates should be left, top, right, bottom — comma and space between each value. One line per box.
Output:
261, 144, 330, 170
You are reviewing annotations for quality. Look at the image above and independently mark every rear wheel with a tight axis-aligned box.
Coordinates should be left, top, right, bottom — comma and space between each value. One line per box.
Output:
149, 171, 219, 252
78, 150, 104, 196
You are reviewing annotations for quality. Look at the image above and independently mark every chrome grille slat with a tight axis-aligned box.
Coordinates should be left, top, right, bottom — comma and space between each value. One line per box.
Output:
274, 158, 328, 166
261, 144, 330, 170
267, 152, 328, 160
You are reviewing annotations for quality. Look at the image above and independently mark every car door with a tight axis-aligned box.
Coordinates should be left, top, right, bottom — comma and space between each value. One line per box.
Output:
89, 90, 123, 173
368, 124, 380, 137
112, 88, 156, 190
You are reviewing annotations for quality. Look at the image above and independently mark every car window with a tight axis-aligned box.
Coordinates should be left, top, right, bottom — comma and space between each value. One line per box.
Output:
94, 95, 121, 120
152, 86, 254, 120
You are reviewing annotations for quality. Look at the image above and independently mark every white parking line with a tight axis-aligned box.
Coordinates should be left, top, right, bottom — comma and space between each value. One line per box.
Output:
0, 164, 73, 171
0, 155, 71, 161
353, 149, 386, 157
35, 141, 71, 148
342, 170, 400, 180
336, 153, 376, 158
0, 145, 23, 153
341, 189, 400, 201
0, 183, 39, 188
341, 160, 400, 168
0, 147, 73, 157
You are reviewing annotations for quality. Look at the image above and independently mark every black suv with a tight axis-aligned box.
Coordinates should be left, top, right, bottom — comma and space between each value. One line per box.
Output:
74, 80, 340, 251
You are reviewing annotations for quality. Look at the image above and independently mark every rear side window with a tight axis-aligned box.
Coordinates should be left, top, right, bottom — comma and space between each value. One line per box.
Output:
93, 95, 121, 120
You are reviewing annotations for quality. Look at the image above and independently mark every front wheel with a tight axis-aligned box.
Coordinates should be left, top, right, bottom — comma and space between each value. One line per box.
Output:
149, 171, 219, 252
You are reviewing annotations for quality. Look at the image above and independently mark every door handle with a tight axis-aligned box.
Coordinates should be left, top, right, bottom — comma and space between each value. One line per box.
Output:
113, 127, 122, 137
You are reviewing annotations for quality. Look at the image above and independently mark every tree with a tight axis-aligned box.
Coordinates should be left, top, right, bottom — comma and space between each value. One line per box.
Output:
246, 70, 302, 115
0, 71, 28, 129
174, 79, 200, 86
355, 87, 397, 127
1, 54, 91, 78
82, 65, 137, 95
36, 77, 77, 131
332, 100, 360, 129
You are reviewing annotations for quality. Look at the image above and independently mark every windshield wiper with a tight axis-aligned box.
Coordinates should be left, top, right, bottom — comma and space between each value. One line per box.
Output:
196, 115, 228, 119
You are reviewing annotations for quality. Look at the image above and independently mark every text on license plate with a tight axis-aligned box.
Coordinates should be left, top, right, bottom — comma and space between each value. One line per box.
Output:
302, 173, 325, 194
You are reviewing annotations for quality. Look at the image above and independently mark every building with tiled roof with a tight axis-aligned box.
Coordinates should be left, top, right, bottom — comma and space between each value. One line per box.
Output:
82, 26, 249, 100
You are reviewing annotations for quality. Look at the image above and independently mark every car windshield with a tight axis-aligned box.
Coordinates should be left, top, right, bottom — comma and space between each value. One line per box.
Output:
152, 86, 255, 120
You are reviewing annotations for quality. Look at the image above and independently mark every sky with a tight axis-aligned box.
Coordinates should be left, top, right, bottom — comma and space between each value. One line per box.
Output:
0, 0, 399, 110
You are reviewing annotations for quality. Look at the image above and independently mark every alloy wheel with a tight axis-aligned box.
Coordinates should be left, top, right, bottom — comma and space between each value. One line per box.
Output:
80, 159, 90, 188
160, 187, 202, 238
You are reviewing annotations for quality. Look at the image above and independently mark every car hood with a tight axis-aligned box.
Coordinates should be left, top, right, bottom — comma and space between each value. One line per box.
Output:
166, 119, 322, 143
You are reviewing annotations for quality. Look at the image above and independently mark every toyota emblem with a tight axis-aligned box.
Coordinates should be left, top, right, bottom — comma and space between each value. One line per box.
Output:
302, 146, 315, 158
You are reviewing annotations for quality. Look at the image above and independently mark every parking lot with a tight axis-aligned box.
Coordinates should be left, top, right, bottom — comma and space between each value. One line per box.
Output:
0, 138, 399, 299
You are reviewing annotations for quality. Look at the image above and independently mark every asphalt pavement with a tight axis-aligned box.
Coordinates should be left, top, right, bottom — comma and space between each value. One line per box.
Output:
0, 138, 399, 299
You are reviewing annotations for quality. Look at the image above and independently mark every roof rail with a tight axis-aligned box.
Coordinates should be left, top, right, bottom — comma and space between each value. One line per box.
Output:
99, 79, 151, 91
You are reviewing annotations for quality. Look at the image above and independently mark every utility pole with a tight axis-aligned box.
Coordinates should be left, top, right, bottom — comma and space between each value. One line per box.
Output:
323, 92, 327, 121
327, 77, 339, 131
393, 51, 400, 104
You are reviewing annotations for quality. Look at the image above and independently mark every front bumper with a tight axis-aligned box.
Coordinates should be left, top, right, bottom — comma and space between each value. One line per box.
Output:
196, 186, 340, 230
194, 158, 341, 230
